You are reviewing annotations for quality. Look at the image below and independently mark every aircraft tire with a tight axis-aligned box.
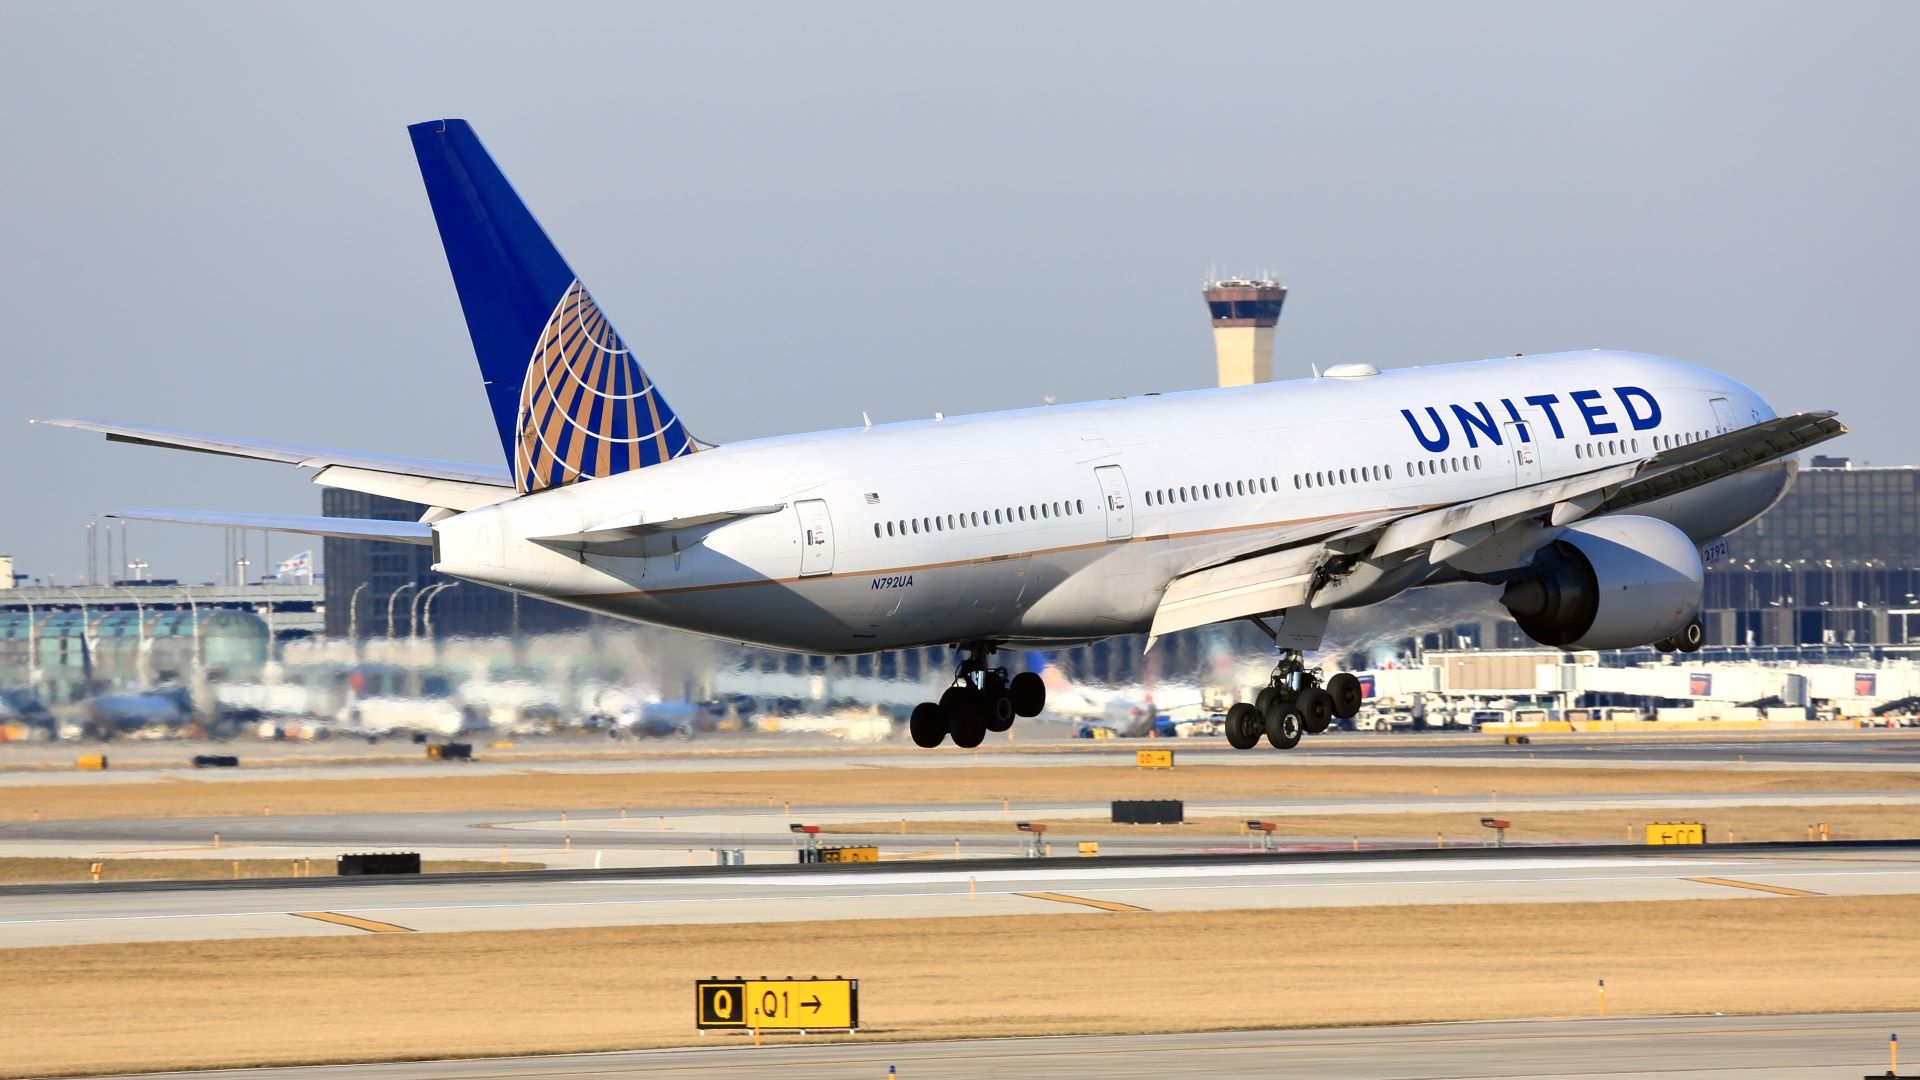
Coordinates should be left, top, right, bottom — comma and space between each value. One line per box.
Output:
1255, 686, 1282, 719
1009, 671, 1046, 717
910, 702, 947, 748
1225, 702, 1261, 750
1676, 618, 1705, 653
1326, 673, 1363, 719
1298, 687, 1334, 735
948, 692, 988, 748
984, 690, 1016, 732
1267, 706, 1303, 749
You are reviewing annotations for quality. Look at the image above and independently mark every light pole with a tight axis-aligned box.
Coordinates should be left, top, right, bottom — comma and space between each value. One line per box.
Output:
177, 587, 201, 671
62, 590, 97, 694
386, 582, 417, 640
347, 582, 370, 661
411, 582, 455, 642
23, 597, 38, 694
422, 583, 459, 642
109, 587, 149, 691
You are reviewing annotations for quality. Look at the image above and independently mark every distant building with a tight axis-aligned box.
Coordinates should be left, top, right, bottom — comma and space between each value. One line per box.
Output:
1203, 275, 1287, 387
321, 489, 590, 640
0, 585, 288, 701
1702, 459, 1920, 646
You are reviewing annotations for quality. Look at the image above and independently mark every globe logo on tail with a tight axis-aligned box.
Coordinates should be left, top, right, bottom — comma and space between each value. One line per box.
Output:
515, 281, 695, 493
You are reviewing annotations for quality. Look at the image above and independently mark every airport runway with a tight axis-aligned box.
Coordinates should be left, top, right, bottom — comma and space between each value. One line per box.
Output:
6, 731, 1920, 787
4, 845, 1914, 947
8, 786, 1919, 864
83, 1012, 1918, 1079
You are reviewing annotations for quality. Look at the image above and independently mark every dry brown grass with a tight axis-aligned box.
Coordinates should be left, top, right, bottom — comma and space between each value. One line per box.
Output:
824, 804, 1920, 844
0, 858, 546, 885
2, 895, 1917, 1077
4, 762, 1916, 823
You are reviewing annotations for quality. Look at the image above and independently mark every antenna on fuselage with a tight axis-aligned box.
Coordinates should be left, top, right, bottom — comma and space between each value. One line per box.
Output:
861, 411, 872, 429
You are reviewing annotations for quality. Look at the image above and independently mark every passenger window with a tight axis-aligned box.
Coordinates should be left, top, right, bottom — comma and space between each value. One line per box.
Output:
1076, 499, 1085, 514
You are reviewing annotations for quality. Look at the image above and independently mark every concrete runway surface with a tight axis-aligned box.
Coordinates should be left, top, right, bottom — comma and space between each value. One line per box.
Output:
5, 845, 1915, 947
81, 1013, 1919, 1079
6, 731, 1920, 788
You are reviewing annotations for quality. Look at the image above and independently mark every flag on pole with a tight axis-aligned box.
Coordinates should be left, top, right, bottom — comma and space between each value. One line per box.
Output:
276, 550, 313, 581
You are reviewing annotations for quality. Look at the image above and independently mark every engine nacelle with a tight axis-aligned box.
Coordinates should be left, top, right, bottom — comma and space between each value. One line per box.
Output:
1499, 516, 1703, 650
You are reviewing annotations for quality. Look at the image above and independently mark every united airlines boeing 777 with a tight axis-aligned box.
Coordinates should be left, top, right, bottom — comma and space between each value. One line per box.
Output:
42, 119, 1845, 752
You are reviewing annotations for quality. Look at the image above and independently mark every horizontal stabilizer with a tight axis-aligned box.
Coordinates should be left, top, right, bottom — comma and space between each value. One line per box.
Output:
106, 509, 434, 546
38, 418, 510, 486
38, 418, 515, 511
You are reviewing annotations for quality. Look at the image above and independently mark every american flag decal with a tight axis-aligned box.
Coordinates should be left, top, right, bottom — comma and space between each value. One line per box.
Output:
864, 492, 881, 504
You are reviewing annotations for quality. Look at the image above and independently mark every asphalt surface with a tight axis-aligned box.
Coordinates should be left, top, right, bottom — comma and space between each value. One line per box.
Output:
81, 1013, 1920, 1079
5, 845, 1914, 947
7, 731, 1920, 787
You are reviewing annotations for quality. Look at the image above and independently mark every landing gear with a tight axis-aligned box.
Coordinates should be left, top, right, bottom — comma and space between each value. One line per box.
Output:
1654, 617, 1706, 654
909, 702, 946, 749
1225, 702, 1262, 750
908, 642, 1044, 748
1224, 649, 1363, 751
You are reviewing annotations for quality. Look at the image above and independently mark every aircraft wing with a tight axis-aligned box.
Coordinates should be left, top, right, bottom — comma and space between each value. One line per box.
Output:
105, 509, 434, 546
1147, 410, 1846, 643
37, 418, 515, 511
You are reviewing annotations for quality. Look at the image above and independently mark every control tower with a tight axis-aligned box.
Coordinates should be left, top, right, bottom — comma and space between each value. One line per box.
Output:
1203, 275, 1287, 387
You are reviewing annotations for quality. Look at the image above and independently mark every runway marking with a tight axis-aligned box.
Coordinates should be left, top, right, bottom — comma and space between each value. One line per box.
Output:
1684, 876, 1824, 897
290, 911, 415, 933
1017, 892, 1147, 912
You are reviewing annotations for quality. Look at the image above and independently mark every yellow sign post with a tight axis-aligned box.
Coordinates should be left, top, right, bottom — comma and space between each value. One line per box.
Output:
1644, 822, 1706, 845
1136, 749, 1174, 769
696, 978, 858, 1032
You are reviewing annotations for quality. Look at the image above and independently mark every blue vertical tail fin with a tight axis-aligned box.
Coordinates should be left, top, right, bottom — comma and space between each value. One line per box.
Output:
408, 119, 697, 494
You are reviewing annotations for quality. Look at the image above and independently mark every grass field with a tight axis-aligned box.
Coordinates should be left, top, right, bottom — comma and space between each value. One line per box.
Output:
2, 894, 1916, 1077
824, 803, 1920, 844
5, 762, 1916, 822
0, 858, 546, 885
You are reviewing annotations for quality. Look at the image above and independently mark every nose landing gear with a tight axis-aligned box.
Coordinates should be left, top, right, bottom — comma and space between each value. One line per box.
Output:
1225, 649, 1363, 751
1654, 617, 1705, 654
909, 641, 1047, 748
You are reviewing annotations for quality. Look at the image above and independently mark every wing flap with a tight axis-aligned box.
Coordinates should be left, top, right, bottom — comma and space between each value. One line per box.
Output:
1148, 545, 1325, 640
105, 509, 434, 546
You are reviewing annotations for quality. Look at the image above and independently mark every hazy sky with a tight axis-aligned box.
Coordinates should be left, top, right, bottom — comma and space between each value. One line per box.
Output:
1, 2, 1913, 584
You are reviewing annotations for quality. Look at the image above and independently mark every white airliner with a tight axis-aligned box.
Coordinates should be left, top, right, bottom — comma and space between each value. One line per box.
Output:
42, 119, 1845, 752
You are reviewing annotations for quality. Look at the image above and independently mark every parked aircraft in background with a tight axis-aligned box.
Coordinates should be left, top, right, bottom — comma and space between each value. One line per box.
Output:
45, 120, 1845, 754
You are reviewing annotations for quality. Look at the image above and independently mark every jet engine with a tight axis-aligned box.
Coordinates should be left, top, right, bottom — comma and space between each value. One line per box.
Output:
1499, 516, 1703, 650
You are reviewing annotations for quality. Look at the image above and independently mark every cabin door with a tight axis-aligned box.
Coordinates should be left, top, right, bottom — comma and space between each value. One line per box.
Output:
796, 499, 834, 576
1094, 465, 1133, 541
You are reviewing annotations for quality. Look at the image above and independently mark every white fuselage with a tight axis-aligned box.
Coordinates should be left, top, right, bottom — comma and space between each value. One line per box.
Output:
432, 350, 1787, 653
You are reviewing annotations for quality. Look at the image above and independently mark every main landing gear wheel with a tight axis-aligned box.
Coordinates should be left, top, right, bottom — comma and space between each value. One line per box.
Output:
1224, 648, 1368, 751
983, 690, 1016, 733
946, 690, 987, 748
1325, 672, 1363, 720
1297, 686, 1334, 736
1266, 705, 1304, 750
909, 641, 1020, 750
1009, 671, 1046, 718
1225, 702, 1262, 750
909, 702, 947, 748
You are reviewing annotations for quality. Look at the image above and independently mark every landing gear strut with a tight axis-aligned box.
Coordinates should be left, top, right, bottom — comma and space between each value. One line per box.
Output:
909, 641, 1047, 748
1224, 648, 1363, 751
